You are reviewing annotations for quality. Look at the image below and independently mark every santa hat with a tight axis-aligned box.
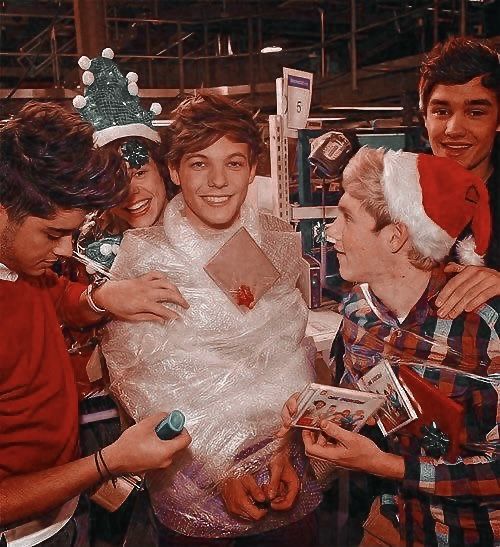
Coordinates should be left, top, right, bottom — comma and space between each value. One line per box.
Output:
381, 150, 491, 265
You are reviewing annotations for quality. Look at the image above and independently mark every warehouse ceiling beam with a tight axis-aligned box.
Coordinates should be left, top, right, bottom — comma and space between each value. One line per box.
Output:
73, 0, 106, 58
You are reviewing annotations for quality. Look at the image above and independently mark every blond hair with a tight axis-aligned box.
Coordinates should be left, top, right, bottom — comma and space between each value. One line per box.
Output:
342, 147, 438, 271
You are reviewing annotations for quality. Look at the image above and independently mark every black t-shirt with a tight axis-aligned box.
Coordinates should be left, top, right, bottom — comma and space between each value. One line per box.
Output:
485, 139, 500, 270
452, 138, 500, 270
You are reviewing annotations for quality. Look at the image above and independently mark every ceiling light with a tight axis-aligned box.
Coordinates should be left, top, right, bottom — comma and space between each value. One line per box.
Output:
325, 106, 403, 111
261, 46, 283, 54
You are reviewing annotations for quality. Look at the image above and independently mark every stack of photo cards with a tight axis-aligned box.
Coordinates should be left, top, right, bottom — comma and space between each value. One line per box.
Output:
357, 360, 418, 436
204, 227, 280, 312
291, 383, 385, 433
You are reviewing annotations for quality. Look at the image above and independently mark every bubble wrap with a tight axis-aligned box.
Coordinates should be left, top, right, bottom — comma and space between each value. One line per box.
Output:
101, 194, 323, 537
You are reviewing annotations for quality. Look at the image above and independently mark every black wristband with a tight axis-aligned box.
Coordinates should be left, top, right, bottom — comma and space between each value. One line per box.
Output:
98, 449, 117, 487
94, 451, 107, 483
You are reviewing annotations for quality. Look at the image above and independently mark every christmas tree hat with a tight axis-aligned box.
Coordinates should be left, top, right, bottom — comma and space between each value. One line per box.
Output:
73, 48, 161, 167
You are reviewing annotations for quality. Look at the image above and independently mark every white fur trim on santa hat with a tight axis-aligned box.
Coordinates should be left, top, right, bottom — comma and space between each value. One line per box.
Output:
94, 123, 160, 147
455, 235, 485, 266
382, 149, 455, 261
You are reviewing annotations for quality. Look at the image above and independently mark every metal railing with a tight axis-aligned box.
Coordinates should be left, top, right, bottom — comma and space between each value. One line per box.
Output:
0, 0, 476, 93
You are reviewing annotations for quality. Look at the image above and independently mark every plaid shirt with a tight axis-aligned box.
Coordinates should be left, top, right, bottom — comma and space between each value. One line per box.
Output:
340, 266, 500, 547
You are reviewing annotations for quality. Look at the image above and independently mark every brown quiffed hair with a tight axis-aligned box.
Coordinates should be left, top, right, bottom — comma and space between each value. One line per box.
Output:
167, 92, 264, 169
419, 37, 500, 114
0, 101, 128, 221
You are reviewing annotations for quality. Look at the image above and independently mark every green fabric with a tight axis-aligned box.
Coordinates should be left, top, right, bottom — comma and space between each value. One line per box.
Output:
78, 56, 155, 132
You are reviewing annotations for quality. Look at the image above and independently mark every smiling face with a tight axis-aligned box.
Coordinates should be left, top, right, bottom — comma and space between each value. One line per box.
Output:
111, 159, 167, 229
0, 207, 86, 276
424, 76, 500, 180
169, 136, 256, 232
326, 192, 391, 284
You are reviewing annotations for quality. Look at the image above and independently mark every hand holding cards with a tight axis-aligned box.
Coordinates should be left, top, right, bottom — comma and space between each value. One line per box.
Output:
357, 360, 417, 436
291, 383, 385, 433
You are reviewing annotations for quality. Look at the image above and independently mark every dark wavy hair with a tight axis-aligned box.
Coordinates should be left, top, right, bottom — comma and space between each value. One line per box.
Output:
103, 136, 176, 200
167, 92, 265, 169
0, 101, 128, 221
419, 37, 500, 113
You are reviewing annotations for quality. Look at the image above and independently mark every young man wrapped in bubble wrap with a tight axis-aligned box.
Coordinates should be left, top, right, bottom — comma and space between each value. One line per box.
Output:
101, 93, 324, 545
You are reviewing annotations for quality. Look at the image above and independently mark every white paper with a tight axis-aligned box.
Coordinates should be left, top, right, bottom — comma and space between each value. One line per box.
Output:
283, 67, 313, 130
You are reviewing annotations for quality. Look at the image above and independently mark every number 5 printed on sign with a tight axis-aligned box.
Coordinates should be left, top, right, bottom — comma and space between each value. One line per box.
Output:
283, 68, 313, 131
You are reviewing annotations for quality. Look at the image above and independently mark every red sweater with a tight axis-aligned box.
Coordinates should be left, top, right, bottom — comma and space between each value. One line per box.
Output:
0, 272, 87, 480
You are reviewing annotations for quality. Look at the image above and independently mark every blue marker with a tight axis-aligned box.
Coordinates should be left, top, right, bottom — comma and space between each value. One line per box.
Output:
155, 410, 185, 440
